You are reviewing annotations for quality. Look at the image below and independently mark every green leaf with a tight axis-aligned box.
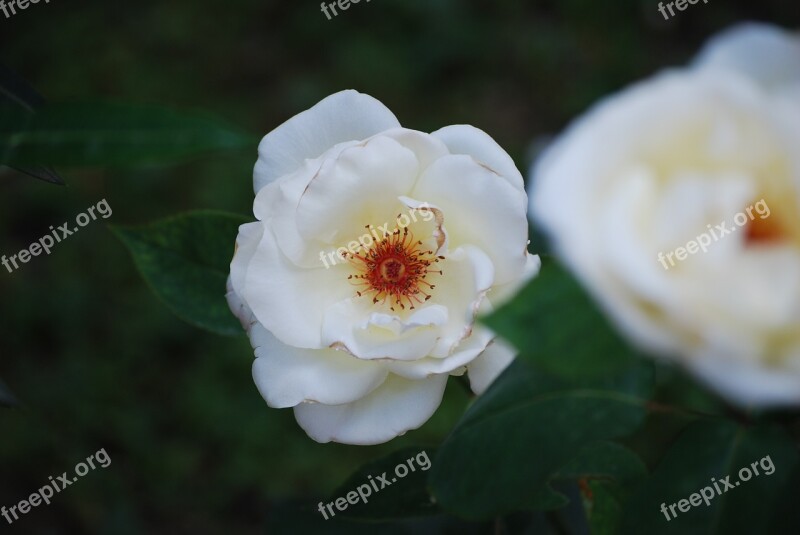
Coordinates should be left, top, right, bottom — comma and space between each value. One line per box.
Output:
526, 441, 648, 528
484, 258, 637, 377
483, 258, 639, 378
554, 441, 647, 482
585, 480, 625, 535
529, 486, 570, 511
528, 441, 647, 513
0, 377, 18, 408
0, 102, 254, 168
620, 419, 800, 534
548, 441, 647, 534
329, 448, 439, 521
428, 359, 654, 520
0, 65, 64, 184
112, 211, 250, 336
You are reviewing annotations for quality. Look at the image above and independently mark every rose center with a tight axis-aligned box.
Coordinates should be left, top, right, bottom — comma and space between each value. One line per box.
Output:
345, 226, 443, 311
379, 258, 406, 282
744, 217, 782, 244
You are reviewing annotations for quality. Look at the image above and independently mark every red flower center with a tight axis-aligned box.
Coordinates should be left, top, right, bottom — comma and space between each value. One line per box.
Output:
744, 215, 784, 244
345, 225, 443, 311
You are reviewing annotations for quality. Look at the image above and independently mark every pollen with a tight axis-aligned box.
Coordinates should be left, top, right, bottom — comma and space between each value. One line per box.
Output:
344, 224, 443, 311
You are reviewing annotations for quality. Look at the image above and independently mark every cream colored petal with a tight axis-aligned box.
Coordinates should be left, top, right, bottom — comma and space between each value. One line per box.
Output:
243, 225, 352, 349
253, 90, 400, 192
432, 124, 525, 191
467, 338, 517, 394
250, 323, 388, 408
293, 373, 448, 445
413, 154, 529, 285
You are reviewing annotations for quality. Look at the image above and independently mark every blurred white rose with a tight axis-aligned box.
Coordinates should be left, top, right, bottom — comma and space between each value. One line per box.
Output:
531, 23, 800, 407
228, 90, 539, 444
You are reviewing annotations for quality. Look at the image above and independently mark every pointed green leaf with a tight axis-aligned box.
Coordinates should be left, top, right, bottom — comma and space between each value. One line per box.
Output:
112, 211, 250, 336
0, 102, 254, 168
0, 65, 64, 184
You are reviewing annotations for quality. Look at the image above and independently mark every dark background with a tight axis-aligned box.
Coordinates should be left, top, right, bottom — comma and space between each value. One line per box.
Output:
1, 0, 797, 533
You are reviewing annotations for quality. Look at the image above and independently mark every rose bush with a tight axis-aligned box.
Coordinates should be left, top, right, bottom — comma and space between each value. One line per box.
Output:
530, 23, 800, 407
227, 90, 539, 445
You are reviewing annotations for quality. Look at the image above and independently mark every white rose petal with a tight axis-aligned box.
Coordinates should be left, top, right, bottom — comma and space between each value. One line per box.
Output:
293, 373, 448, 446
253, 90, 400, 193
432, 124, 526, 191
413, 154, 530, 285
243, 224, 353, 349
467, 338, 518, 395
250, 323, 388, 408
692, 22, 800, 93
295, 135, 420, 245
387, 325, 495, 380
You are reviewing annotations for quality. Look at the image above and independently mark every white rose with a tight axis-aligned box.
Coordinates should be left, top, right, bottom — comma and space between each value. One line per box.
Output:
530, 23, 800, 408
228, 90, 539, 444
